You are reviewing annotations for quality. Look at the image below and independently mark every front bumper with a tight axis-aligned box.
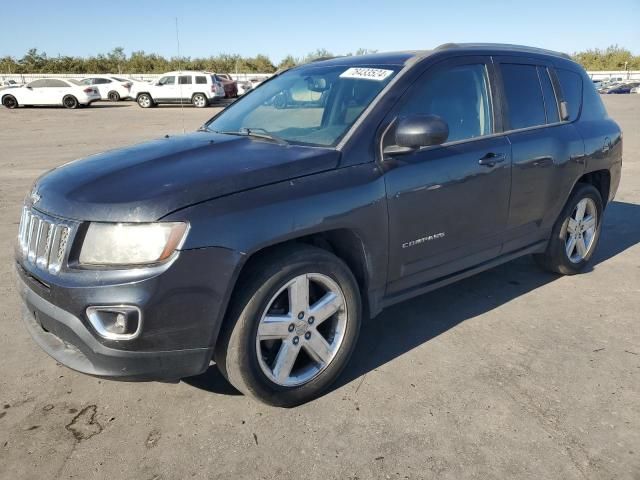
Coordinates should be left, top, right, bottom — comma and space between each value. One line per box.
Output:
15, 246, 243, 381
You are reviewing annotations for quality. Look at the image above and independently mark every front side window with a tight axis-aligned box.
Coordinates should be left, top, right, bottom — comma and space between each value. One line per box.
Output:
400, 64, 493, 143
158, 76, 175, 85
205, 65, 399, 147
501, 63, 547, 130
178, 75, 192, 85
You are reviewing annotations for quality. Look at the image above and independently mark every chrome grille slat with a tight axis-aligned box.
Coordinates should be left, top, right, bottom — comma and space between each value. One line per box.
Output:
17, 207, 74, 275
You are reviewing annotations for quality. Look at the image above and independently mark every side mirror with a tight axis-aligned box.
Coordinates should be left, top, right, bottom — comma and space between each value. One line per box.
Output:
384, 114, 449, 155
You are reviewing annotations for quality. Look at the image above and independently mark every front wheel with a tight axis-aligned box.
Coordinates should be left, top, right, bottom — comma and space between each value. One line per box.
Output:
107, 91, 120, 102
215, 245, 361, 407
62, 95, 78, 109
534, 183, 603, 275
2, 95, 18, 109
137, 93, 154, 108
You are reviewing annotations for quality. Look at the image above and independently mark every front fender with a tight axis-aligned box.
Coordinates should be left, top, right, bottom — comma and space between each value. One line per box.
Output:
163, 163, 389, 294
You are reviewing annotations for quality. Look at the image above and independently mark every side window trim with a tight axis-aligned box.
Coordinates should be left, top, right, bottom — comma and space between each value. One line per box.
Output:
494, 56, 575, 134
537, 66, 561, 124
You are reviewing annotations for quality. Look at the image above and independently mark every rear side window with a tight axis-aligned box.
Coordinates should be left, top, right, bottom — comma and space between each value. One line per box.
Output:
556, 68, 583, 121
401, 63, 493, 142
501, 64, 546, 130
537, 67, 560, 123
47, 79, 70, 88
27, 79, 49, 88
178, 76, 192, 85
195, 76, 207, 84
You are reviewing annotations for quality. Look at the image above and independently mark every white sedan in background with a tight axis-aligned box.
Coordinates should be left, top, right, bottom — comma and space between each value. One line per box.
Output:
1, 78, 100, 109
79, 75, 132, 101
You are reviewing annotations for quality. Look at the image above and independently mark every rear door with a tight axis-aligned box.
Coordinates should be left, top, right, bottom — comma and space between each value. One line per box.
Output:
384, 56, 512, 295
494, 57, 584, 253
177, 75, 194, 101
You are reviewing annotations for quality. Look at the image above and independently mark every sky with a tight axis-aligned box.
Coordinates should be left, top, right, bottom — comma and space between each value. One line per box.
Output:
1, 0, 639, 62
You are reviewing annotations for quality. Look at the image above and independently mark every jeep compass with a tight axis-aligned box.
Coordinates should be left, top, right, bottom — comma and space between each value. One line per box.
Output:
15, 44, 622, 406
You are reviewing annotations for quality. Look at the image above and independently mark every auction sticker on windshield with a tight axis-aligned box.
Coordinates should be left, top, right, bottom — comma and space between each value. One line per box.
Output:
339, 67, 394, 81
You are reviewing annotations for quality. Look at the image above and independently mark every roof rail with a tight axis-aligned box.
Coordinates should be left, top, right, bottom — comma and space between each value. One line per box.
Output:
434, 43, 572, 60
309, 56, 340, 63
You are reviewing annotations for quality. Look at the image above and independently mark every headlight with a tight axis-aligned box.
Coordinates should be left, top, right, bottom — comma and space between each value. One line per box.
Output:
79, 222, 189, 266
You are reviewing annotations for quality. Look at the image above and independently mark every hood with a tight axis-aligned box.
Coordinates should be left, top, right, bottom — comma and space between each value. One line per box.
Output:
32, 132, 339, 222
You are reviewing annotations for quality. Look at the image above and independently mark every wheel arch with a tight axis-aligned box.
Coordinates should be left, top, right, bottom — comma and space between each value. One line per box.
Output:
577, 169, 611, 207
214, 228, 375, 352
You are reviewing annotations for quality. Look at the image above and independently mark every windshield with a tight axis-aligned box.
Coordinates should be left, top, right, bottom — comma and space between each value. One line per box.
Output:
205, 64, 400, 147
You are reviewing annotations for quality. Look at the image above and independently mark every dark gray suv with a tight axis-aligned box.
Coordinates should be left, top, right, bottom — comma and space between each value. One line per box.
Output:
15, 44, 622, 406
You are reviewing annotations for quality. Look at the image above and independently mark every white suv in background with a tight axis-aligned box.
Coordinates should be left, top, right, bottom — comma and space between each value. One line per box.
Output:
79, 76, 133, 102
132, 71, 225, 108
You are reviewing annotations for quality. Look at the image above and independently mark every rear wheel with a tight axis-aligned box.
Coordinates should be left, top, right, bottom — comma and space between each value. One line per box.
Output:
137, 93, 154, 108
62, 95, 78, 109
107, 91, 120, 102
192, 93, 208, 108
2, 95, 17, 109
534, 183, 603, 275
215, 245, 361, 407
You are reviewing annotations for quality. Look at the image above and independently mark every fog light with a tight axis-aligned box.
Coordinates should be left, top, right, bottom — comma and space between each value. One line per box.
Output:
86, 306, 142, 340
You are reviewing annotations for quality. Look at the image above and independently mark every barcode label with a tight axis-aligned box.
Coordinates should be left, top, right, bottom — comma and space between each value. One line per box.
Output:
339, 67, 394, 81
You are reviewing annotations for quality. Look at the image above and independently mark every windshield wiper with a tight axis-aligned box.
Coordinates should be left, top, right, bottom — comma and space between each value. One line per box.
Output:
217, 128, 289, 146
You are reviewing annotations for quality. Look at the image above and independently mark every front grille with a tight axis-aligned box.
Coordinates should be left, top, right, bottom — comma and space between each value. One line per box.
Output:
18, 207, 73, 274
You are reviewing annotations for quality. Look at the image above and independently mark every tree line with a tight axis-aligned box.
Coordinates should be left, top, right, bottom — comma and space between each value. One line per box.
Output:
1, 46, 637, 75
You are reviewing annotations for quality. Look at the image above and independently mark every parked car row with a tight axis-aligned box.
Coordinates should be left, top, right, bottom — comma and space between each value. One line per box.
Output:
1, 71, 258, 109
594, 79, 640, 94
1, 78, 101, 109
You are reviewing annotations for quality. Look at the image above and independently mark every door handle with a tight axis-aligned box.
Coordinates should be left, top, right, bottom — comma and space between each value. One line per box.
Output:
478, 152, 506, 167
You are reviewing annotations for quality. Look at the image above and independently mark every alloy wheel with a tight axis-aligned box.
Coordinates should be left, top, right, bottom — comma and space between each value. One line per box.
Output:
564, 197, 598, 263
255, 273, 347, 387
3, 96, 17, 108
193, 94, 206, 107
138, 95, 152, 108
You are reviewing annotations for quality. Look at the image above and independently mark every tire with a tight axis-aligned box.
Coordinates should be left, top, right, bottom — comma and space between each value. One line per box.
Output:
215, 245, 362, 407
534, 183, 603, 275
62, 95, 78, 109
108, 91, 120, 102
2, 95, 18, 109
192, 93, 208, 108
137, 93, 154, 108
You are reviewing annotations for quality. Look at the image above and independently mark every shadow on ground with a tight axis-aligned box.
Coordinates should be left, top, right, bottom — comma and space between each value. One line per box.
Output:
184, 200, 640, 398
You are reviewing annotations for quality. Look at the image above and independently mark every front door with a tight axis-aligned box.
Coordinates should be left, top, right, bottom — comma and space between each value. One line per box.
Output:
155, 75, 177, 101
383, 56, 512, 295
